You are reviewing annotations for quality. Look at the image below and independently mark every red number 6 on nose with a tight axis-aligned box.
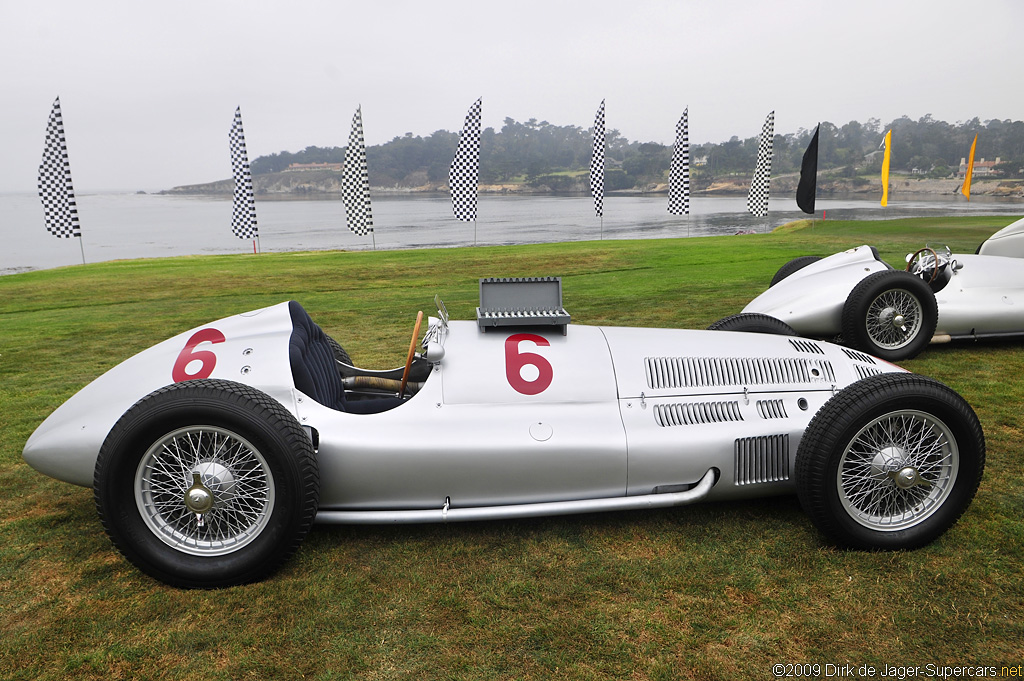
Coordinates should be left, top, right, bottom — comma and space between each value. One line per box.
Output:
172, 328, 226, 382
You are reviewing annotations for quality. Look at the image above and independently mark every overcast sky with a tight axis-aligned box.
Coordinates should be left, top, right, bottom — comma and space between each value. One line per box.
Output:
1, 0, 1020, 192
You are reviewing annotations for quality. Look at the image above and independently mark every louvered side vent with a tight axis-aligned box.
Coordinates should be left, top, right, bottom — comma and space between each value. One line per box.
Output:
812, 359, 836, 382
644, 357, 837, 389
842, 348, 876, 364
789, 339, 824, 354
653, 401, 743, 427
855, 365, 883, 380
734, 434, 790, 485
755, 399, 788, 420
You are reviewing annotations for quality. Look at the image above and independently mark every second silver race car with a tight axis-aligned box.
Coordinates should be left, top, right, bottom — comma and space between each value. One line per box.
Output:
724, 216, 1024, 361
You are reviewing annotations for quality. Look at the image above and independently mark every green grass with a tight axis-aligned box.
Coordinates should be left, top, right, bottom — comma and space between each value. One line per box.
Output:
2, 216, 1022, 679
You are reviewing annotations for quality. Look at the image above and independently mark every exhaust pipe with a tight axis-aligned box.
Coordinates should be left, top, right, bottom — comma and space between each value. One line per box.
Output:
315, 469, 717, 525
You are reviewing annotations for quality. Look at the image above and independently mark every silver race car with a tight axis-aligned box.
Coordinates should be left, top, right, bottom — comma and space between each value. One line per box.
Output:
725, 217, 1024, 361
23, 278, 985, 588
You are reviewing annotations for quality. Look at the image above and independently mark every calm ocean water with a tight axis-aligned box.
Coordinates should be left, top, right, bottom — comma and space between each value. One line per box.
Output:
2, 191, 1023, 275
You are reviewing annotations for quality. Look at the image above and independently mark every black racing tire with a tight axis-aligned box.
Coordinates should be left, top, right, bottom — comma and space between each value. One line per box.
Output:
796, 373, 984, 551
94, 379, 320, 588
841, 270, 937, 361
769, 255, 823, 287
326, 335, 352, 366
707, 312, 798, 336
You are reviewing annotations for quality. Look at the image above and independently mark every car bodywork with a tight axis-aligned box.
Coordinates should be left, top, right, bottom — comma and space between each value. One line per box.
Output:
741, 217, 1024, 357
25, 300, 886, 507
23, 284, 985, 587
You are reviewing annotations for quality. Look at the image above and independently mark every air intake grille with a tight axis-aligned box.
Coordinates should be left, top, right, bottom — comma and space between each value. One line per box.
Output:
755, 399, 788, 419
789, 339, 825, 354
653, 401, 743, 427
855, 365, 883, 380
645, 356, 835, 389
734, 434, 790, 485
842, 348, 876, 364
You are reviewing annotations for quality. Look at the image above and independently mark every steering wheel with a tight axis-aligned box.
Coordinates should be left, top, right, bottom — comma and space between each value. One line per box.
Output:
905, 247, 940, 283
399, 311, 423, 397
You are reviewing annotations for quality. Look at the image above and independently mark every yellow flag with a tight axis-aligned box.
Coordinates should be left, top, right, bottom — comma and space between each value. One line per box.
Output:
881, 129, 892, 207
961, 134, 977, 201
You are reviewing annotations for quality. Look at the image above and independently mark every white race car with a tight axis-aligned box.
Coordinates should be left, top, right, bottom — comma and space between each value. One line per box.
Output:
725, 217, 1024, 361
23, 278, 985, 588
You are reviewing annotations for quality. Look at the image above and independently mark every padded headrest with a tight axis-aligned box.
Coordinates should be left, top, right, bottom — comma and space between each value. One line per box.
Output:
288, 301, 346, 411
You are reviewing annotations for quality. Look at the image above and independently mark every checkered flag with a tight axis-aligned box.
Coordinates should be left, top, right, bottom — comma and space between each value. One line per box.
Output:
38, 97, 81, 239
668, 108, 690, 215
747, 111, 774, 218
449, 98, 481, 222
590, 100, 606, 217
229, 107, 258, 240
342, 106, 373, 237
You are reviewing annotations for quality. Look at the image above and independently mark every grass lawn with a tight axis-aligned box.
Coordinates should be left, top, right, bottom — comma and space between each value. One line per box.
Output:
1, 216, 1022, 680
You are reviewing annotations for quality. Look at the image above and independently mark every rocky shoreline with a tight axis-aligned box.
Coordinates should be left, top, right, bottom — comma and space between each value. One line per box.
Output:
161, 170, 1024, 199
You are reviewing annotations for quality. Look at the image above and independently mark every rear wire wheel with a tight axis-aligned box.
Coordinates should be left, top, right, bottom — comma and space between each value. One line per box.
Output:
769, 255, 823, 287
796, 373, 984, 550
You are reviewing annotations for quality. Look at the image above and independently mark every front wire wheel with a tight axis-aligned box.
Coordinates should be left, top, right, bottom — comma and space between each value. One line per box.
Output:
136, 426, 275, 556
841, 270, 937, 361
864, 287, 924, 351
95, 379, 319, 588
796, 373, 984, 550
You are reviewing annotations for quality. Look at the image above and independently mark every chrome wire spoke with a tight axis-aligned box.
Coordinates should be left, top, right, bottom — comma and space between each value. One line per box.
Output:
838, 410, 959, 531
135, 426, 275, 556
866, 290, 922, 349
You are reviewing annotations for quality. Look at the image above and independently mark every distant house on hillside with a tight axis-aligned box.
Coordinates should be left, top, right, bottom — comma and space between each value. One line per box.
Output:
285, 162, 343, 172
959, 157, 1001, 177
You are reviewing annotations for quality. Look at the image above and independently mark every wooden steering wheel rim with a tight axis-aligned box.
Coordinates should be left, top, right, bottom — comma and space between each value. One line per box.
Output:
399, 311, 423, 397
905, 247, 940, 283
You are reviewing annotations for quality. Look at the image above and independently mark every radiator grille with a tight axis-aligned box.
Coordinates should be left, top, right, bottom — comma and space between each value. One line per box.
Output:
653, 401, 743, 427
755, 399, 788, 420
789, 339, 825, 354
734, 434, 790, 485
645, 356, 835, 389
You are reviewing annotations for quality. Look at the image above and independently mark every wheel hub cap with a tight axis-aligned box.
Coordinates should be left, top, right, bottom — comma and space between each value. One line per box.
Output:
871, 446, 907, 479
869, 447, 931, 490
878, 308, 907, 333
191, 461, 237, 506
184, 473, 214, 514
893, 466, 925, 489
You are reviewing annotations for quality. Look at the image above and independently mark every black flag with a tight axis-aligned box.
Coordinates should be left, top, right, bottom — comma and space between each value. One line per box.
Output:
796, 125, 819, 214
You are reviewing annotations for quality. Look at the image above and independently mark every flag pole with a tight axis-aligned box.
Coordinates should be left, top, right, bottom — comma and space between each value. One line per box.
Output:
78, 235, 85, 265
